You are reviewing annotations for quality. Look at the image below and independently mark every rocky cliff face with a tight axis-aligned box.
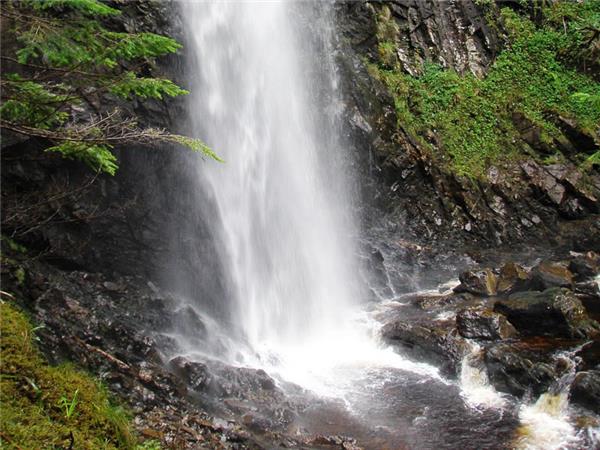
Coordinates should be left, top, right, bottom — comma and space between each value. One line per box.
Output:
1, 1, 232, 317
333, 0, 600, 293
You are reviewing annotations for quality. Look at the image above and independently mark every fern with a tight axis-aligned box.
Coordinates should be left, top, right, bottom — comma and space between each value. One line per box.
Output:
46, 142, 118, 175
1, 0, 219, 175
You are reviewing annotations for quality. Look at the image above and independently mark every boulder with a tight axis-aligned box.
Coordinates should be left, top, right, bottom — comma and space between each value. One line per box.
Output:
168, 356, 210, 391
456, 306, 517, 340
569, 252, 599, 281
575, 340, 600, 371
570, 370, 600, 415
531, 261, 574, 290
454, 269, 498, 296
494, 288, 599, 339
484, 340, 562, 397
496, 262, 532, 294
206, 362, 281, 402
381, 318, 468, 375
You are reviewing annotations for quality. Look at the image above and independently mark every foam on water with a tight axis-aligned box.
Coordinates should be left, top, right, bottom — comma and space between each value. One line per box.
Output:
514, 349, 598, 450
243, 305, 446, 399
515, 392, 579, 450
459, 342, 507, 410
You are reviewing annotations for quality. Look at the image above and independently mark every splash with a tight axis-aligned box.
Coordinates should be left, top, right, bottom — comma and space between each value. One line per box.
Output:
514, 349, 596, 450
515, 392, 578, 450
459, 342, 507, 410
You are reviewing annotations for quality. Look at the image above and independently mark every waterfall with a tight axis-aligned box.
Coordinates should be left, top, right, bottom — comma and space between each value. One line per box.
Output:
180, 1, 358, 368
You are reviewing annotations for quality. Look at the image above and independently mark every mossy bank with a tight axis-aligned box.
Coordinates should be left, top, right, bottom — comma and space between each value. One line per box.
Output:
0, 301, 160, 449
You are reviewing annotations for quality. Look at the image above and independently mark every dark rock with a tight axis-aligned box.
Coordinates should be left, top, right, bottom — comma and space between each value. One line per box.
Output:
206, 362, 281, 401
494, 288, 599, 339
496, 262, 532, 294
454, 269, 498, 296
570, 370, 600, 415
569, 252, 600, 281
381, 318, 468, 375
576, 340, 600, 371
484, 339, 565, 397
531, 261, 574, 290
168, 356, 210, 391
520, 161, 566, 206
456, 306, 517, 340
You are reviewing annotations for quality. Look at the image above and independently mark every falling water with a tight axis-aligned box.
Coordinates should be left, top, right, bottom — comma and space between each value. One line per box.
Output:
180, 0, 359, 370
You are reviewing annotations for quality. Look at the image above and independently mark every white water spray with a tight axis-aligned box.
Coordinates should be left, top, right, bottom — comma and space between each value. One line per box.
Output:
179, 0, 447, 398
459, 342, 507, 410
515, 348, 598, 450
182, 1, 355, 352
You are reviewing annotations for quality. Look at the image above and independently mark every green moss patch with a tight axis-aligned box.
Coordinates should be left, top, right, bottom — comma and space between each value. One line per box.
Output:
370, 1, 600, 178
0, 302, 151, 449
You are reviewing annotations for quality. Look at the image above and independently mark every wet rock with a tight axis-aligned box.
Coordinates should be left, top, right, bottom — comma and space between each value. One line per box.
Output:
494, 288, 599, 339
454, 269, 497, 296
241, 412, 273, 433
520, 160, 566, 206
484, 340, 563, 397
168, 356, 210, 391
496, 262, 532, 294
570, 370, 600, 415
569, 252, 600, 281
381, 318, 467, 375
102, 281, 124, 292
576, 340, 600, 371
575, 281, 600, 320
309, 435, 361, 449
456, 306, 517, 340
531, 261, 574, 290
207, 362, 280, 401
360, 245, 393, 299
409, 292, 467, 310
172, 305, 207, 338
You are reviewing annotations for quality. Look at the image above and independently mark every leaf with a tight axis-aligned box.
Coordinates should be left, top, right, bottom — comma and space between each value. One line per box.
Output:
45, 142, 118, 175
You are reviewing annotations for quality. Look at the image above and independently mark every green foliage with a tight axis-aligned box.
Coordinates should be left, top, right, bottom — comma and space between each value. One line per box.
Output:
58, 389, 80, 420
0, 302, 155, 449
13, 267, 26, 286
0, 75, 70, 129
370, 1, 600, 178
168, 134, 224, 162
28, 0, 120, 16
136, 440, 162, 450
46, 142, 118, 175
1, 235, 27, 254
110, 73, 189, 100
584, 151, 600, 168
1, 0, 217, 175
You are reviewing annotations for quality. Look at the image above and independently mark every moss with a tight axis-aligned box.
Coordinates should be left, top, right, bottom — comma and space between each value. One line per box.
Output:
1, 235, 27, 254
0, 302, 152, 449
370, 1, 600, 179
